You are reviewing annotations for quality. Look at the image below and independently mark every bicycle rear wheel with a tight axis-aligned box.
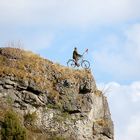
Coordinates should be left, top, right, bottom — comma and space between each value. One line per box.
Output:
81, 60, 90, 69
67, 59, 76, 68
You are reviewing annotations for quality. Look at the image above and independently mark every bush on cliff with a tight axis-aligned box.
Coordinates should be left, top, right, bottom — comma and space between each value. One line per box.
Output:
1, 110, 27, 140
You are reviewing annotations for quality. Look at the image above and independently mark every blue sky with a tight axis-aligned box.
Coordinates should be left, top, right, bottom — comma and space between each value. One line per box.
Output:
0, 0, 140, 139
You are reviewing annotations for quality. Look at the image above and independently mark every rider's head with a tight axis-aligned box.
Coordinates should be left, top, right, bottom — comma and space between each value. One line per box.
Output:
74, 47, 77, 50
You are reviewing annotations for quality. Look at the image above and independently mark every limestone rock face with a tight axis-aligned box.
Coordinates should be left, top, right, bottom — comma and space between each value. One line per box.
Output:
0, 47, 114, 140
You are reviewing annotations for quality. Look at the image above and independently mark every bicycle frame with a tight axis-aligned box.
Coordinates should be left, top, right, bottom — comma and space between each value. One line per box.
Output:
77, 55, 84, 64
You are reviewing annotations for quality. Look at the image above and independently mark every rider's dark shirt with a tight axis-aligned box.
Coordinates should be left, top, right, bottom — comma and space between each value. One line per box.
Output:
73, 50, 80, 59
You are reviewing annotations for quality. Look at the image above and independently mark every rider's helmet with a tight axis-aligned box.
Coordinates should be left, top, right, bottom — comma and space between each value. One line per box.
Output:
74, 47, 77, 50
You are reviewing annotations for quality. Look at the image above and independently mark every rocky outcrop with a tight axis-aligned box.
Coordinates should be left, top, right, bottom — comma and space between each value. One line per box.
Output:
0, 47, 114, 140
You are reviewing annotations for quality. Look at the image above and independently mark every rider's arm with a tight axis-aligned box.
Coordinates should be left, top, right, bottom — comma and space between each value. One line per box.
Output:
75, 50, 82, 57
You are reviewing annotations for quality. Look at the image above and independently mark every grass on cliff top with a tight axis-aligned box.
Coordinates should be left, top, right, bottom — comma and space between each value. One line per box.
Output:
0, 47, 92, 78
0, 47, 92, 94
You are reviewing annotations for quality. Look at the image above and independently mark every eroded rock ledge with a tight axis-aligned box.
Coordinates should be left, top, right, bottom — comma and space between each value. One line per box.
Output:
0, 47, 114, 140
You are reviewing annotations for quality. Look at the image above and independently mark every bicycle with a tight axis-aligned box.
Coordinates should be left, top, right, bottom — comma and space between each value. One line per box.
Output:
67, 49, 90, 69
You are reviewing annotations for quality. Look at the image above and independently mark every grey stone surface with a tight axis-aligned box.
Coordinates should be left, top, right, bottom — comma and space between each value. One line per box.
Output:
0, 75, 114, 140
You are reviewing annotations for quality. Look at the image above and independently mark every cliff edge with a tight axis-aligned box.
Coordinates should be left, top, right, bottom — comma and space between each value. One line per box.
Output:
0, 47, 114, 140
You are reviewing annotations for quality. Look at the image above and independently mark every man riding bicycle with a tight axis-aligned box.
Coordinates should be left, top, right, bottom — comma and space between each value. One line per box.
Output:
73, 47, 82, 66
67, 47, 90, 69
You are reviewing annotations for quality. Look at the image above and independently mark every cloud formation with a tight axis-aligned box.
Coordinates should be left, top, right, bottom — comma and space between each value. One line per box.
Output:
122, 113, 140, 140
93, 23, 140, 82
1, 0, 140, 56
97, 81, 140, 140
0, 0, 140, 27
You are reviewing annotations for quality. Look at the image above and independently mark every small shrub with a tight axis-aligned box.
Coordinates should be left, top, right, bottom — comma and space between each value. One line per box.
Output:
6, 96, 13, 105
1, 110, 26, 140
94, 90, 102, 96
96, 118, 108, 127
24, 112, 37, 125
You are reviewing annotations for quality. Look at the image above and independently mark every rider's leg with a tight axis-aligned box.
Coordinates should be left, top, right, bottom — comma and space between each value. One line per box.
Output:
75, 57, 79, 67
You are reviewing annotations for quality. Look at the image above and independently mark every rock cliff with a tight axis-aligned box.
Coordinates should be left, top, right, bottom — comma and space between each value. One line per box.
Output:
0, 47, 114, 140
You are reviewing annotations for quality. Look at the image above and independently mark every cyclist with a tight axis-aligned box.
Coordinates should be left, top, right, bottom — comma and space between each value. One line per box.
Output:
73, 47, 82, 66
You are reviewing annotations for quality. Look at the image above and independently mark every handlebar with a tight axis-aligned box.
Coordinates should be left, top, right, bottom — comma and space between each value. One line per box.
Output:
82, 49, 88, 56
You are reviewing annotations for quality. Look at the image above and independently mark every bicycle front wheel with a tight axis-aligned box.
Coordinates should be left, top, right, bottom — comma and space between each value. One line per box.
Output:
81, 60, 90, 69
67, 59, 76, 68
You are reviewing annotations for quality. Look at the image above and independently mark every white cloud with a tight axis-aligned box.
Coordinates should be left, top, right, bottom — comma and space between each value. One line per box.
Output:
1, 0, 140, 52
130, 82, 140, 102
123, 114, 140, 140
122, 114, 140, 140
124, 24, 140, 60
93, 23, 140, 81
0, 0, 140, 27
97, 81, 140, 140
23, 34, 54, 52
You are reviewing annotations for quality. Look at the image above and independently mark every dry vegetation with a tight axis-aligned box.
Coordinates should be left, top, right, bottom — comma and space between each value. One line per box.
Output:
0, 99, 13, 122
94, 89, 102, 96
95, 118, 109, 127
0, 47, 92, 95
